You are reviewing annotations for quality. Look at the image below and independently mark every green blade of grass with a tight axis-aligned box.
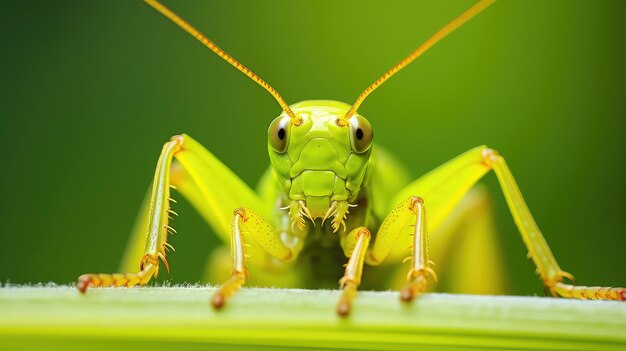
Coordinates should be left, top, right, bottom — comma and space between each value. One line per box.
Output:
1, 285, 625, 350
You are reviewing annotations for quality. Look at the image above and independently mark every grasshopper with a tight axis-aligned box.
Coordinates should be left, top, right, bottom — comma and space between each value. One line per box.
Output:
77, 0, 625, 316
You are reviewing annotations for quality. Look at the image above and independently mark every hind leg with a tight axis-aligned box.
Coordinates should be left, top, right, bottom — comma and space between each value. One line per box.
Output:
391, 146, 624, 300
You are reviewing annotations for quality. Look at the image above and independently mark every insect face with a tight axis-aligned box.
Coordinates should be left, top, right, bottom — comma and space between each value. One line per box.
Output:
268, 100, 373, 221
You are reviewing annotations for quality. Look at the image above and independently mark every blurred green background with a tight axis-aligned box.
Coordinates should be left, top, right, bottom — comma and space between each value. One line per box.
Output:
1, 1, 624, 297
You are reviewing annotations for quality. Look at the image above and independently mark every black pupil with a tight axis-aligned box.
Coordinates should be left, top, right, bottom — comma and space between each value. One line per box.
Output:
356, 128, 364, 140
278, 128, 286, 140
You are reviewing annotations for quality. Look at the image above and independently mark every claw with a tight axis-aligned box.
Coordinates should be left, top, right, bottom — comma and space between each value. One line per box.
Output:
331, 217, 346, 233
298, 200, 315, 226
289, 201, 307, 231
298, 200, 312, 219
158, 252, 170, 273
322, 201, 338, 226
331, 201, 349, 233
560, 270, 576, 283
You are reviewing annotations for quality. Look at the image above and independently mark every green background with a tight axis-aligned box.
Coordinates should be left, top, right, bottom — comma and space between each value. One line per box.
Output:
1, 1, 624, 297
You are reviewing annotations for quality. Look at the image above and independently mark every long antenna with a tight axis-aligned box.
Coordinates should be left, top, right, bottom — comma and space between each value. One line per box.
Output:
341, 0, 497, 124
143, 0, 300, 125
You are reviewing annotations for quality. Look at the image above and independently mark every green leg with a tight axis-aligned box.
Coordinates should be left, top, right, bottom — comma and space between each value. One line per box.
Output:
364, 196, 436, 302
332, 194, 436, 308
337, 227, 371, 317
382, 186, 507, 295
386, 146, 625, 301
212, 207, 295, 308
117, 161, 209, 273
203, 244, 302, 289
77, 134, 295, 299
78, 137, 183, 291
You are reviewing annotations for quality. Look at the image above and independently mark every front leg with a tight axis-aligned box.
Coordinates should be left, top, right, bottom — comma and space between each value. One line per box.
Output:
366, 196, 437, 302
77, 134, 269, 296
333, 195, 436, 316
399, 197, 437, 302
212, 207, 295, 309
77, 136, 183, 292
337, 227, 371, 317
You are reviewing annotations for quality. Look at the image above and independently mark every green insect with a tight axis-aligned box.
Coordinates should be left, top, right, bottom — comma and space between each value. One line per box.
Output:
77, 0, 625, 316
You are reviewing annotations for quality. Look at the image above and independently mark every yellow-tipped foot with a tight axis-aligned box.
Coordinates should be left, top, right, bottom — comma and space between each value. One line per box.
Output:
75, 262, 157, 294
211, 291, 226, 309
337, 299, 351, 317
400, 274, 429, 303
400, 285, 415, 302
211, 274, 245, 310
76, 274, 92, 293
552, 282, 626, 301
336, 281, 357, 317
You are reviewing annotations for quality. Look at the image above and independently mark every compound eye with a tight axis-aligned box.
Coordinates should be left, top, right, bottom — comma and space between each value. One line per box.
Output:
268, 115, 291, 153
349, 115, 373, 153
